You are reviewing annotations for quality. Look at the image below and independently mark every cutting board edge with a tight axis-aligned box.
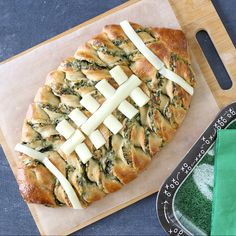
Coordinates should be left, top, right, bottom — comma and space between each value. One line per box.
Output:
169, 0, 236, 108
63, 189, 158, 235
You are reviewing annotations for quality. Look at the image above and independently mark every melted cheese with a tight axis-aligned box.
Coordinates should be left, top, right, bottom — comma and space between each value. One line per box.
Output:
69, 108, 88, 127
89, 130, 106, 149
75, 143, 92, 164
60, 130, 85, 155
15, 143, 45, 162
130, 87, 150, 107
95, 79, 115, 99
103, 114, 123, 134
109, 66, 128, 85
80, 94, 100, 113
56, 119, 75, 139
118, 100, 139, 119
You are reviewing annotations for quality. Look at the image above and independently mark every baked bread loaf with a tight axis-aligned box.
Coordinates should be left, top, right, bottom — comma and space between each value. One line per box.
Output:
16, 22, 195, 208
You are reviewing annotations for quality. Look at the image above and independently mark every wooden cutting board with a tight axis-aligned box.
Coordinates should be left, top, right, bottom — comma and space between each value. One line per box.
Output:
0, 0, 235, 235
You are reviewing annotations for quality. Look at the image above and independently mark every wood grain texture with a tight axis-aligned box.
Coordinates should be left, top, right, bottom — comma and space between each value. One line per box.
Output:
170, 0, 236, 108
0, 0, 234, 234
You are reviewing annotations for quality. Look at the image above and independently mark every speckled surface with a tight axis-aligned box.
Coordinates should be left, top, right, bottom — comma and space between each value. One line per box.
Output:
0, 0, 236, 235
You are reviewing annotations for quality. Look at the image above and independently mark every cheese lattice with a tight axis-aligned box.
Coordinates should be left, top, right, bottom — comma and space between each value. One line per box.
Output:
55, 66, 150, 163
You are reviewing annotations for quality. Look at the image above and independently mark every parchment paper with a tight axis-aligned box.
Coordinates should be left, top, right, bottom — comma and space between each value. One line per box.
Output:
0, 0, 220, 235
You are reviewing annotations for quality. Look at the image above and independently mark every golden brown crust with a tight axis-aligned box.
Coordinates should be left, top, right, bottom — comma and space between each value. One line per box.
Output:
149, 132, 162, 156
131, 146, 151, 171
45, 71, 65, 92
17, 22, 195, 208
26, 103, 49, 124
34, 86, 60, 107
101, 174, 122, 193
18, 162, 57, 207
112, 161, 138, 184
130, 58, 157, 83
130, 123, 145, 150
82, 185, 105, 203
21, 120, 39, 143
151, 28, 189, 61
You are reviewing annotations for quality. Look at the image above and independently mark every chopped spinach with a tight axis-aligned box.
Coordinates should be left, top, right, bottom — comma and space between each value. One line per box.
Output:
112, 39, 128, 47
144, 129, 151, 152
100, 151, 115, 175
121, 146, 132, 165
66, 165, 76, 179
39, 145, 53, 152
59, 103, 74, 114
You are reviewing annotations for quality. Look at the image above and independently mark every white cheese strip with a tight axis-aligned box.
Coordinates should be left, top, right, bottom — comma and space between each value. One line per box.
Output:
109, 66, 128, 85
120, 21, 164, 70
15, 143, 45, 162
81, 74, 141, 135
120, 20, 194, 95
60, 130, 85, 156
89, 130, 106, 149
103, 114, 123, 134
95, 79, 115, 99
69, 108, 88, 127
75, 143, 92, 164
56, 120, 75, 139
118, 100, 139, 119
159, 67, 194, 95
80, 94, 100, 113
43, 157, 82, 209
130, 87, 150, 107
15, 144, 82, 209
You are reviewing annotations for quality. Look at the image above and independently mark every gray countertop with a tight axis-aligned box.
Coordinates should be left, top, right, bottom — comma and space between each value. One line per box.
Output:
0, 0, 236, 235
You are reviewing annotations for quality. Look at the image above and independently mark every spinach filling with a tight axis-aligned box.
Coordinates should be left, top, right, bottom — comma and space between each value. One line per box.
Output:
157, 76, 165, 88
127, 50, 140, 60
40, 103, 59, 112
170, 53, 195, 84
170, 53, 177, 71
144, 129, 151, 153
72, 79, 96, 88
122, 121, 131, 139
97, 45, 126, 58
67, 59, 107, 71
38, 145, 53, 153
100, 151, 115, 175
134, 28, 144, 33
147, 107, 156, 132
104, 159, 113, 175
112, 39, 129, 47
121, 145, 132, 165
163, 103, 171, 120
66, 165, 76, 179
58, 103, 74, 114
53, 179, 65, 206
58, 86, 75, 95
